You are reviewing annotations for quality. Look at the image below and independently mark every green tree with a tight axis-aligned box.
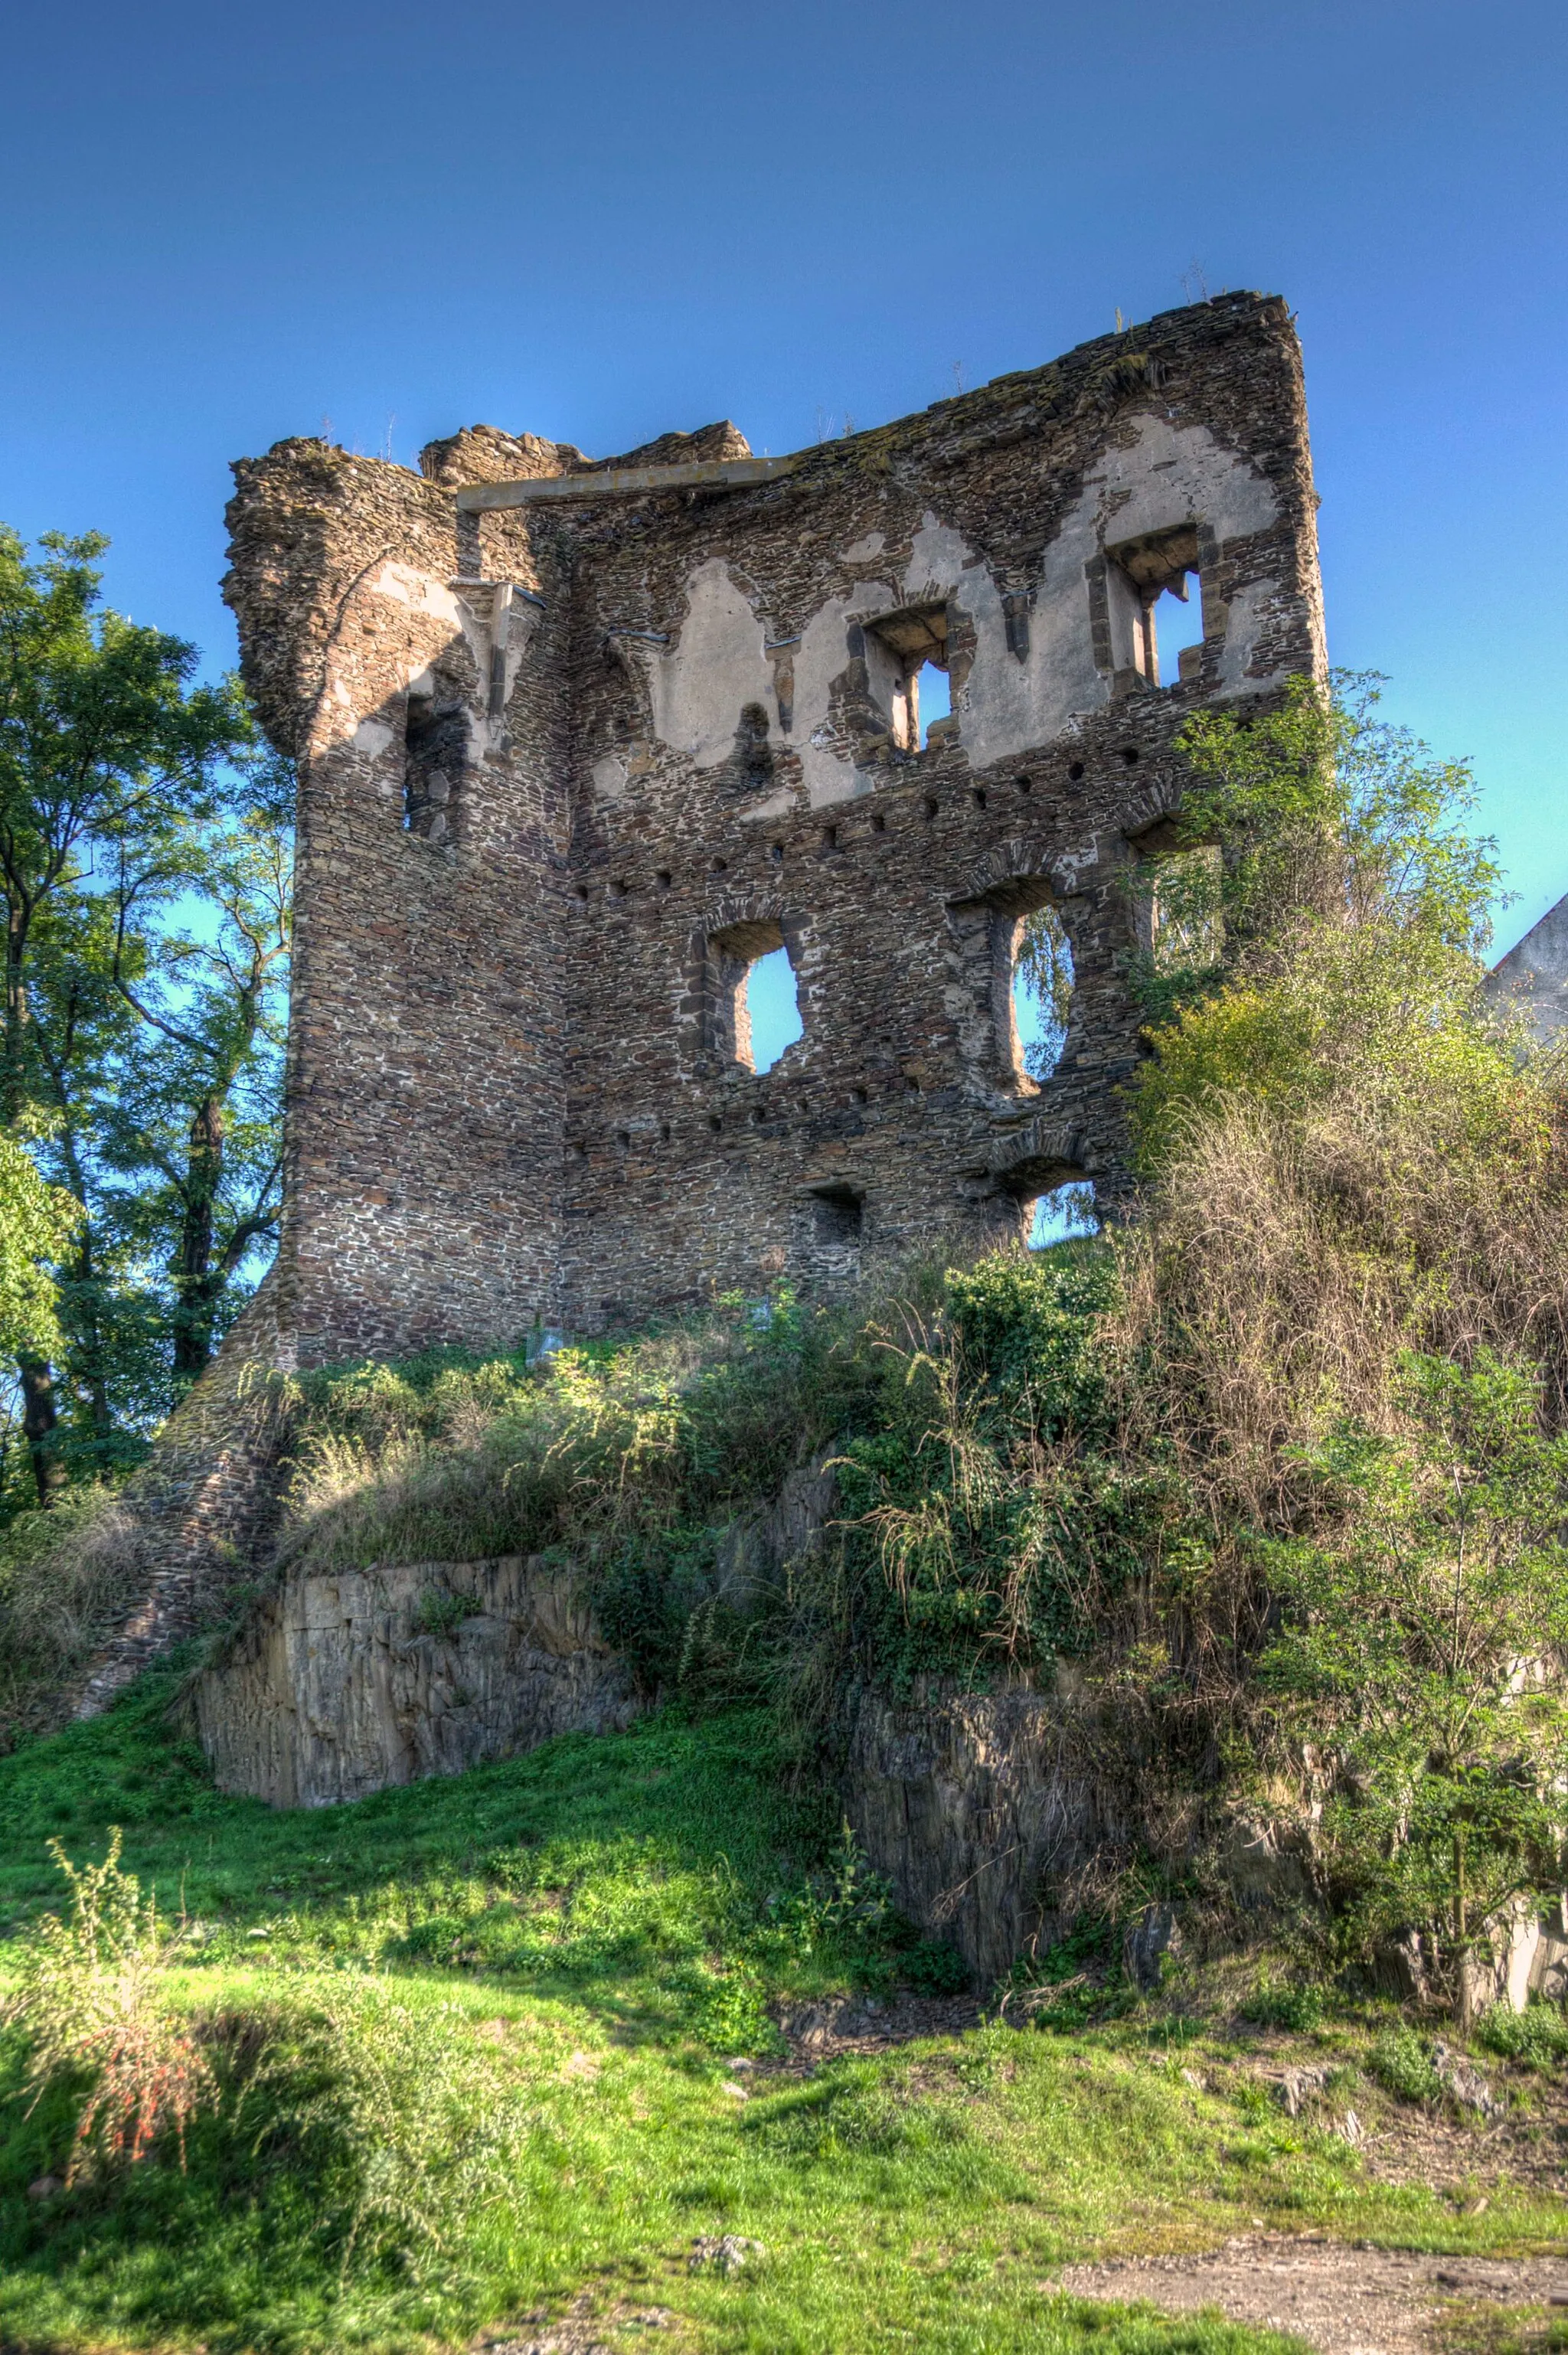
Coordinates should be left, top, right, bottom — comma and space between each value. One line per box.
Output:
0, 529, 247, 1119
104, 776, 291, 1383
0, 527, 269, 1492
1127, 672, 1517, 1169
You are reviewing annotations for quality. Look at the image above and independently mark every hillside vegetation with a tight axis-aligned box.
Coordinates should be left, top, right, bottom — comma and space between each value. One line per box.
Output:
4, 674, 1568, 2350
3, 1672, 1567, 2355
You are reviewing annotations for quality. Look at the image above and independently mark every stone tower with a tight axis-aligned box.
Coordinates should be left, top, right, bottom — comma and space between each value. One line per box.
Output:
224, 290, 1325, 1368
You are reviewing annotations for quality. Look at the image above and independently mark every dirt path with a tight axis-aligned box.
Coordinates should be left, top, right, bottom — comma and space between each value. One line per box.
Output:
1054, 2237, 1568, 2355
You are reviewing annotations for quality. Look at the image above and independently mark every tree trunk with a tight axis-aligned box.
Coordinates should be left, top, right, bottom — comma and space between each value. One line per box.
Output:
3, 898, 28, 1126
19, 1356, 67, 1506
172, 1093, 224, 1380
70, 1226, 115, 1439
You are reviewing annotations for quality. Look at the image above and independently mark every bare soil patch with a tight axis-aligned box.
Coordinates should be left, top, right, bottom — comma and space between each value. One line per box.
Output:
1054, 2240, 1568, 2355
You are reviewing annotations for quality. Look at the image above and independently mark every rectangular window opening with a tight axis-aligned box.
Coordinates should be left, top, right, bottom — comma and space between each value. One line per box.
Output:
403, 686, 467, 840
810, 1187, 864, 1246
707, 917, 802, 1072
1105, 528, 1204, 692
864, 605, 949, 751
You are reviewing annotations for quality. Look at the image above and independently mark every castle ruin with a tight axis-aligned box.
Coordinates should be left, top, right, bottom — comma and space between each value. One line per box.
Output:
224, 290, 1325, 1367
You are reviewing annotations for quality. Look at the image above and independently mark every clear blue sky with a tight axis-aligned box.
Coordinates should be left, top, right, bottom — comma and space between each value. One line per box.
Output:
3, 0, 1563, 945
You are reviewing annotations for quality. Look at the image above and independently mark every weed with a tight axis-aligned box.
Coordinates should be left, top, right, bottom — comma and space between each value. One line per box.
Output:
1368, 2024, 1444, 2105
1475, 2001, 1568, 2072
0, 1828, 214, 2184
1240, 1972, 1325, 2032
414, 1586, 479, 1637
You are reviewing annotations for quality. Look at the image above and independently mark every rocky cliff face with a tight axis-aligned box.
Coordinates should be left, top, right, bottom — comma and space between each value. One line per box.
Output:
845, 1685, 1124, 1984
192, 1554, 637, 1808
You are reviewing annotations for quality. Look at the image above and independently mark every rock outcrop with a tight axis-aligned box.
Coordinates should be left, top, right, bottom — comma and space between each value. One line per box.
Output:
191, 1553, 636, 1807
845, 1684, 1122, 1983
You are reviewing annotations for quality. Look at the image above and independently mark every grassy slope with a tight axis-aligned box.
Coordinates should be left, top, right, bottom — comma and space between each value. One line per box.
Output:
0, 1683, 1563, 2355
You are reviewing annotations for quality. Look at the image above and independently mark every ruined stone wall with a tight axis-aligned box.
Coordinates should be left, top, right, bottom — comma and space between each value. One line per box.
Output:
226, 442, 573, 1364
225, 292, 1324, 1360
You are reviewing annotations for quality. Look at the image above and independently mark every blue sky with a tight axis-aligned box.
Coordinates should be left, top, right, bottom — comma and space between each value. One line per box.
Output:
3, 0, 1563, 942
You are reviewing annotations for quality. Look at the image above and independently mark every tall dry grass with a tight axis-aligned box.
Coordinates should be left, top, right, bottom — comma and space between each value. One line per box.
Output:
0, 1493, 145, 1742
1098, 1053, 1568, 1740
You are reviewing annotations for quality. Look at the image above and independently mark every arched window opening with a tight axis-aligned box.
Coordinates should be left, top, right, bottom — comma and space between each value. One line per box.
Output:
1027, 1181, 1099, 1249
1011, 903, 1074, 1083
744, 945, 802, 1073
1138, 844, 1224, 975
707, 917, 802, 1073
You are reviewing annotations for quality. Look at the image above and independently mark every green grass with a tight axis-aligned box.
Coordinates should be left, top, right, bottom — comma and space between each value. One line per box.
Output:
0, 1678, 1564, 2355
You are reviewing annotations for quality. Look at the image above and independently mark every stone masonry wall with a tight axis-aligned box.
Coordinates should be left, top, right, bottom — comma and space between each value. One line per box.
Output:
224, 290, 1324, 1363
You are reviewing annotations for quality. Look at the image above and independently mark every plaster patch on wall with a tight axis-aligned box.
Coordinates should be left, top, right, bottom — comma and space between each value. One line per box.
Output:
649, 560, 776, 767
795, 584, 897, 805
877, 414, 1289, 772
650, 561, 910, 807
368, 563, 465, 627
353, 718, 396, 757
737, 786, 797, 824
1051, 835, 1104, 892
591, 754, 628, 806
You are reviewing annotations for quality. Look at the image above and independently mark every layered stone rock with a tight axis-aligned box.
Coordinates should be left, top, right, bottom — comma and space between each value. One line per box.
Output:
191, 1554, 636, 1808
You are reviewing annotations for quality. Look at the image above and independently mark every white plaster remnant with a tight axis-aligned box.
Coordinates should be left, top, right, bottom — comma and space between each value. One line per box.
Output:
736, 786, 795, 824
591, 754, 629, 806
645, 418, 1289, 801
647, 560, 776, 768
368, 562, 464, 625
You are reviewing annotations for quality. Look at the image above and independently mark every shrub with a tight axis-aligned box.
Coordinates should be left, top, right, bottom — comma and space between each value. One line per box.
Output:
688, 1959, 777, 2054
1367, 2025, 1442, 2105
1475, 2000, 1568, 2072
826, 1247, 1171, 1687
241, 1980, 526, 2278
1239, 1972, 1325, 2031
1255, 1350, 1568, 1976
415, 1586, 479, 1637
897, 1939, 972, 1996
0, 1827, 214, 2183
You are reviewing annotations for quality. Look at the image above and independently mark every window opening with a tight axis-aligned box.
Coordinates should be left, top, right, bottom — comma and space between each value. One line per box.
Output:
1149, 573, 1204, 680
707, 918, 802, 1073
1027, 1181, 1099, 1249
864, 604, 949, 751
811, 1186, 864, 1246
733, 701, 774, 792
1106, 526, 1204, 691
1139, 844, 1224, 975
1011, 903, 1074, 1083
915, 660, 950, 746
744, 946, 802, 1073
403, 686, 467, 839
